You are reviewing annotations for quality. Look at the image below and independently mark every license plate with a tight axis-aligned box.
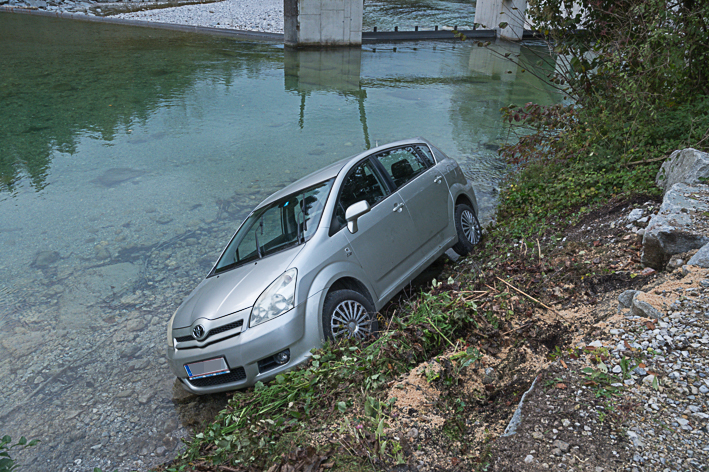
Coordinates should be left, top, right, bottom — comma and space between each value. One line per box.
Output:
184, 357, 229, 380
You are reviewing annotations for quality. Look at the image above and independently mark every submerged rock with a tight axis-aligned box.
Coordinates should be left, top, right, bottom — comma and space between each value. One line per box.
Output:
92, 168, 145, 188
34, 250, 60, 268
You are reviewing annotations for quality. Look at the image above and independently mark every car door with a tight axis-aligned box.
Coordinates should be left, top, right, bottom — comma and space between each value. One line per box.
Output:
372, 144, 452, 254
330, 158, 419, 301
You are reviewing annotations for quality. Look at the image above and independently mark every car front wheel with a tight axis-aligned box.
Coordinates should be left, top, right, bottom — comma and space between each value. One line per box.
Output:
452, 203, 482, 256
322, 289, 378, 341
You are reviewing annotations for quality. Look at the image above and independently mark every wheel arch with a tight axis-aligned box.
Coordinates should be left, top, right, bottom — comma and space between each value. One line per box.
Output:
325, 276, 375, 307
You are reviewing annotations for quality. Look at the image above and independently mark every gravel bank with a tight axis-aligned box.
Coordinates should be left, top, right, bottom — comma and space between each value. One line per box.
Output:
110, 0, 283, 33
1, 0, 284, 33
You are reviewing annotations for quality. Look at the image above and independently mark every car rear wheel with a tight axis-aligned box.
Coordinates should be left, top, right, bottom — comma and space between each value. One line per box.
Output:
452, 203, 482, 256
322, 289, 378, 341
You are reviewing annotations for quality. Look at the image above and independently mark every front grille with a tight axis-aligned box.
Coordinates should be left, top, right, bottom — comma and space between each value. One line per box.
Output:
175, 319, 244, 343
208, 320, 243, 337
188, 367, 246, 387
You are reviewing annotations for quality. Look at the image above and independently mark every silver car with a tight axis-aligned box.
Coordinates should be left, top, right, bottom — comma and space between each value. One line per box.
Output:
166, 138, 482, 394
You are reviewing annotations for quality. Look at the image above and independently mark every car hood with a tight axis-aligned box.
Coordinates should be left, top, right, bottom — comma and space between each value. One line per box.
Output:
173, 246, 303, 328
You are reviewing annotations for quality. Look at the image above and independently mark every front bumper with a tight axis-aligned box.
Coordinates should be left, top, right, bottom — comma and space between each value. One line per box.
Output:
167, 303, 308, 394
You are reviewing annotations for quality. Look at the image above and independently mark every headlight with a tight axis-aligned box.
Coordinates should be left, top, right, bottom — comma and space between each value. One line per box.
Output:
167, 308, 178, 347
250, 269, 297, 327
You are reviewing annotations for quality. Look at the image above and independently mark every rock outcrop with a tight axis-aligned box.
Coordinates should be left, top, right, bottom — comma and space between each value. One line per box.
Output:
656, 148, 709, 193
641, 148, 709, 270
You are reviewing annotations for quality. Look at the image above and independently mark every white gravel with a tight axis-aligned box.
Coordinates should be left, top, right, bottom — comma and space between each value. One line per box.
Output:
111, 0, 284, 33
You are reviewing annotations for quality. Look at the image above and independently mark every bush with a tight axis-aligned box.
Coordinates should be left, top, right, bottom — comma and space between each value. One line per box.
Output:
487, 0, 709, 238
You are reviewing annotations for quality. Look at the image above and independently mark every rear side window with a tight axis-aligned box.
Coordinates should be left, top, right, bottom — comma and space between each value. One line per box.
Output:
374, 145, 433, 189
331, 160, 388, 234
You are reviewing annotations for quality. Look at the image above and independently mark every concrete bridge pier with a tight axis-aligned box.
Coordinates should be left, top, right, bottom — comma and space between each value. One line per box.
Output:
284, 0, 363, 47
474, 0, 527, 41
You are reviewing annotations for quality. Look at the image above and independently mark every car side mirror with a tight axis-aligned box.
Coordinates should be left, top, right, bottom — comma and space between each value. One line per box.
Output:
345, 200, 371, 234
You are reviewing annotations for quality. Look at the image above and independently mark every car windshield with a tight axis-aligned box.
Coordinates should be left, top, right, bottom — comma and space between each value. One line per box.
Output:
214, 179, 334, 273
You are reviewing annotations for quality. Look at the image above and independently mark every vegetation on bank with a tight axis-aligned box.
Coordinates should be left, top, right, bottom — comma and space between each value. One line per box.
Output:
495, 0, 709, 239
159, 286, 490, 471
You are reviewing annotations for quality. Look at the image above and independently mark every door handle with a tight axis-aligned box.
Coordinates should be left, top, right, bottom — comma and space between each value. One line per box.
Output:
434, 175, 443, 184
393, 202, 404, 212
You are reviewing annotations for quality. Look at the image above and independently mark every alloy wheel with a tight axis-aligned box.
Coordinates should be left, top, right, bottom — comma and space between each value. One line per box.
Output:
330, 300, 374, 340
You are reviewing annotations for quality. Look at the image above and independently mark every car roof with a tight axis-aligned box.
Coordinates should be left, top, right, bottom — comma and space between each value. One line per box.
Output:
256, 137, 430, 209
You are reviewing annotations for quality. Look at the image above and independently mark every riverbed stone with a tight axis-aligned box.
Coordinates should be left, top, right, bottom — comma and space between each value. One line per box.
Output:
656, 148, 709, 194
34, 250, 60, 268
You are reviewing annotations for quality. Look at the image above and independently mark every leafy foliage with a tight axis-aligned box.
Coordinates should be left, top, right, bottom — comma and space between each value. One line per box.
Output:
491, 0, 709, 239
0, 436, 38, 472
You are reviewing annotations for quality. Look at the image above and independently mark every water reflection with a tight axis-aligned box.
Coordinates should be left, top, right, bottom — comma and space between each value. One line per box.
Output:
284, 48, 370, 146
0, 13, 279, 194
0, 12, 559, 472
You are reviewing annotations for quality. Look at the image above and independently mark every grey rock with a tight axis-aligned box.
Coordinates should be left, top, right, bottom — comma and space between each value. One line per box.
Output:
641, 183, 709, 269
119, 344, 140, 358
631, 294, 663, 319
524, 454, 534, 463
407, 428, 419, 439
34, 250, 60, 268
627, 208, 644, 222
619, 290, 639, 308
687, 243, 709, 268
656, 148, 709, 194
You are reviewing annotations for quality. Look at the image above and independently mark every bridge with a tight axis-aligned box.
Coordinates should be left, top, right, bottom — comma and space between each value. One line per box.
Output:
284, 0, 529, 47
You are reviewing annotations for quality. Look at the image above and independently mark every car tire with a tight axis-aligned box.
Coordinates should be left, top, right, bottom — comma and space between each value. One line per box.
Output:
322, 289, 378, 341
452, 203, 482, 256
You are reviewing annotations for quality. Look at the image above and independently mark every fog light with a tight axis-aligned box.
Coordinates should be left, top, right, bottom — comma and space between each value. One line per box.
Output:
274, 349, 290, 365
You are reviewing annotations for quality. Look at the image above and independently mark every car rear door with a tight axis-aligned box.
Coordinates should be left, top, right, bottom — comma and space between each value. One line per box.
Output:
372, 144, 452, 253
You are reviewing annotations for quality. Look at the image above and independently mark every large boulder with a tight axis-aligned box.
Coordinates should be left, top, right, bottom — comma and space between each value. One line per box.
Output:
656, 148, 709, 194
641, 183, 709, 270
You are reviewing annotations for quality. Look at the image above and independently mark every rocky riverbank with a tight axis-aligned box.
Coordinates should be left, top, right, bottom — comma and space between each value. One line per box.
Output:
487, 148, 709, 471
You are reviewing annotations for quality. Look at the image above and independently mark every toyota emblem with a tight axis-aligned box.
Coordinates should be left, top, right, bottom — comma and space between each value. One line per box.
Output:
192, 324, 205, 340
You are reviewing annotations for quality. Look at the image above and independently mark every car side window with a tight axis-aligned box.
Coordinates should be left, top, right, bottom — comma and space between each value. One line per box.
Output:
416, 145, 437, 165
331, 160, 388, 234
374, 145, 432, 189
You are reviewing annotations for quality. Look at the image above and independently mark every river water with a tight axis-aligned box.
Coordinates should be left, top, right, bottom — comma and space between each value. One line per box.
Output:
0, 12, 558, 471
